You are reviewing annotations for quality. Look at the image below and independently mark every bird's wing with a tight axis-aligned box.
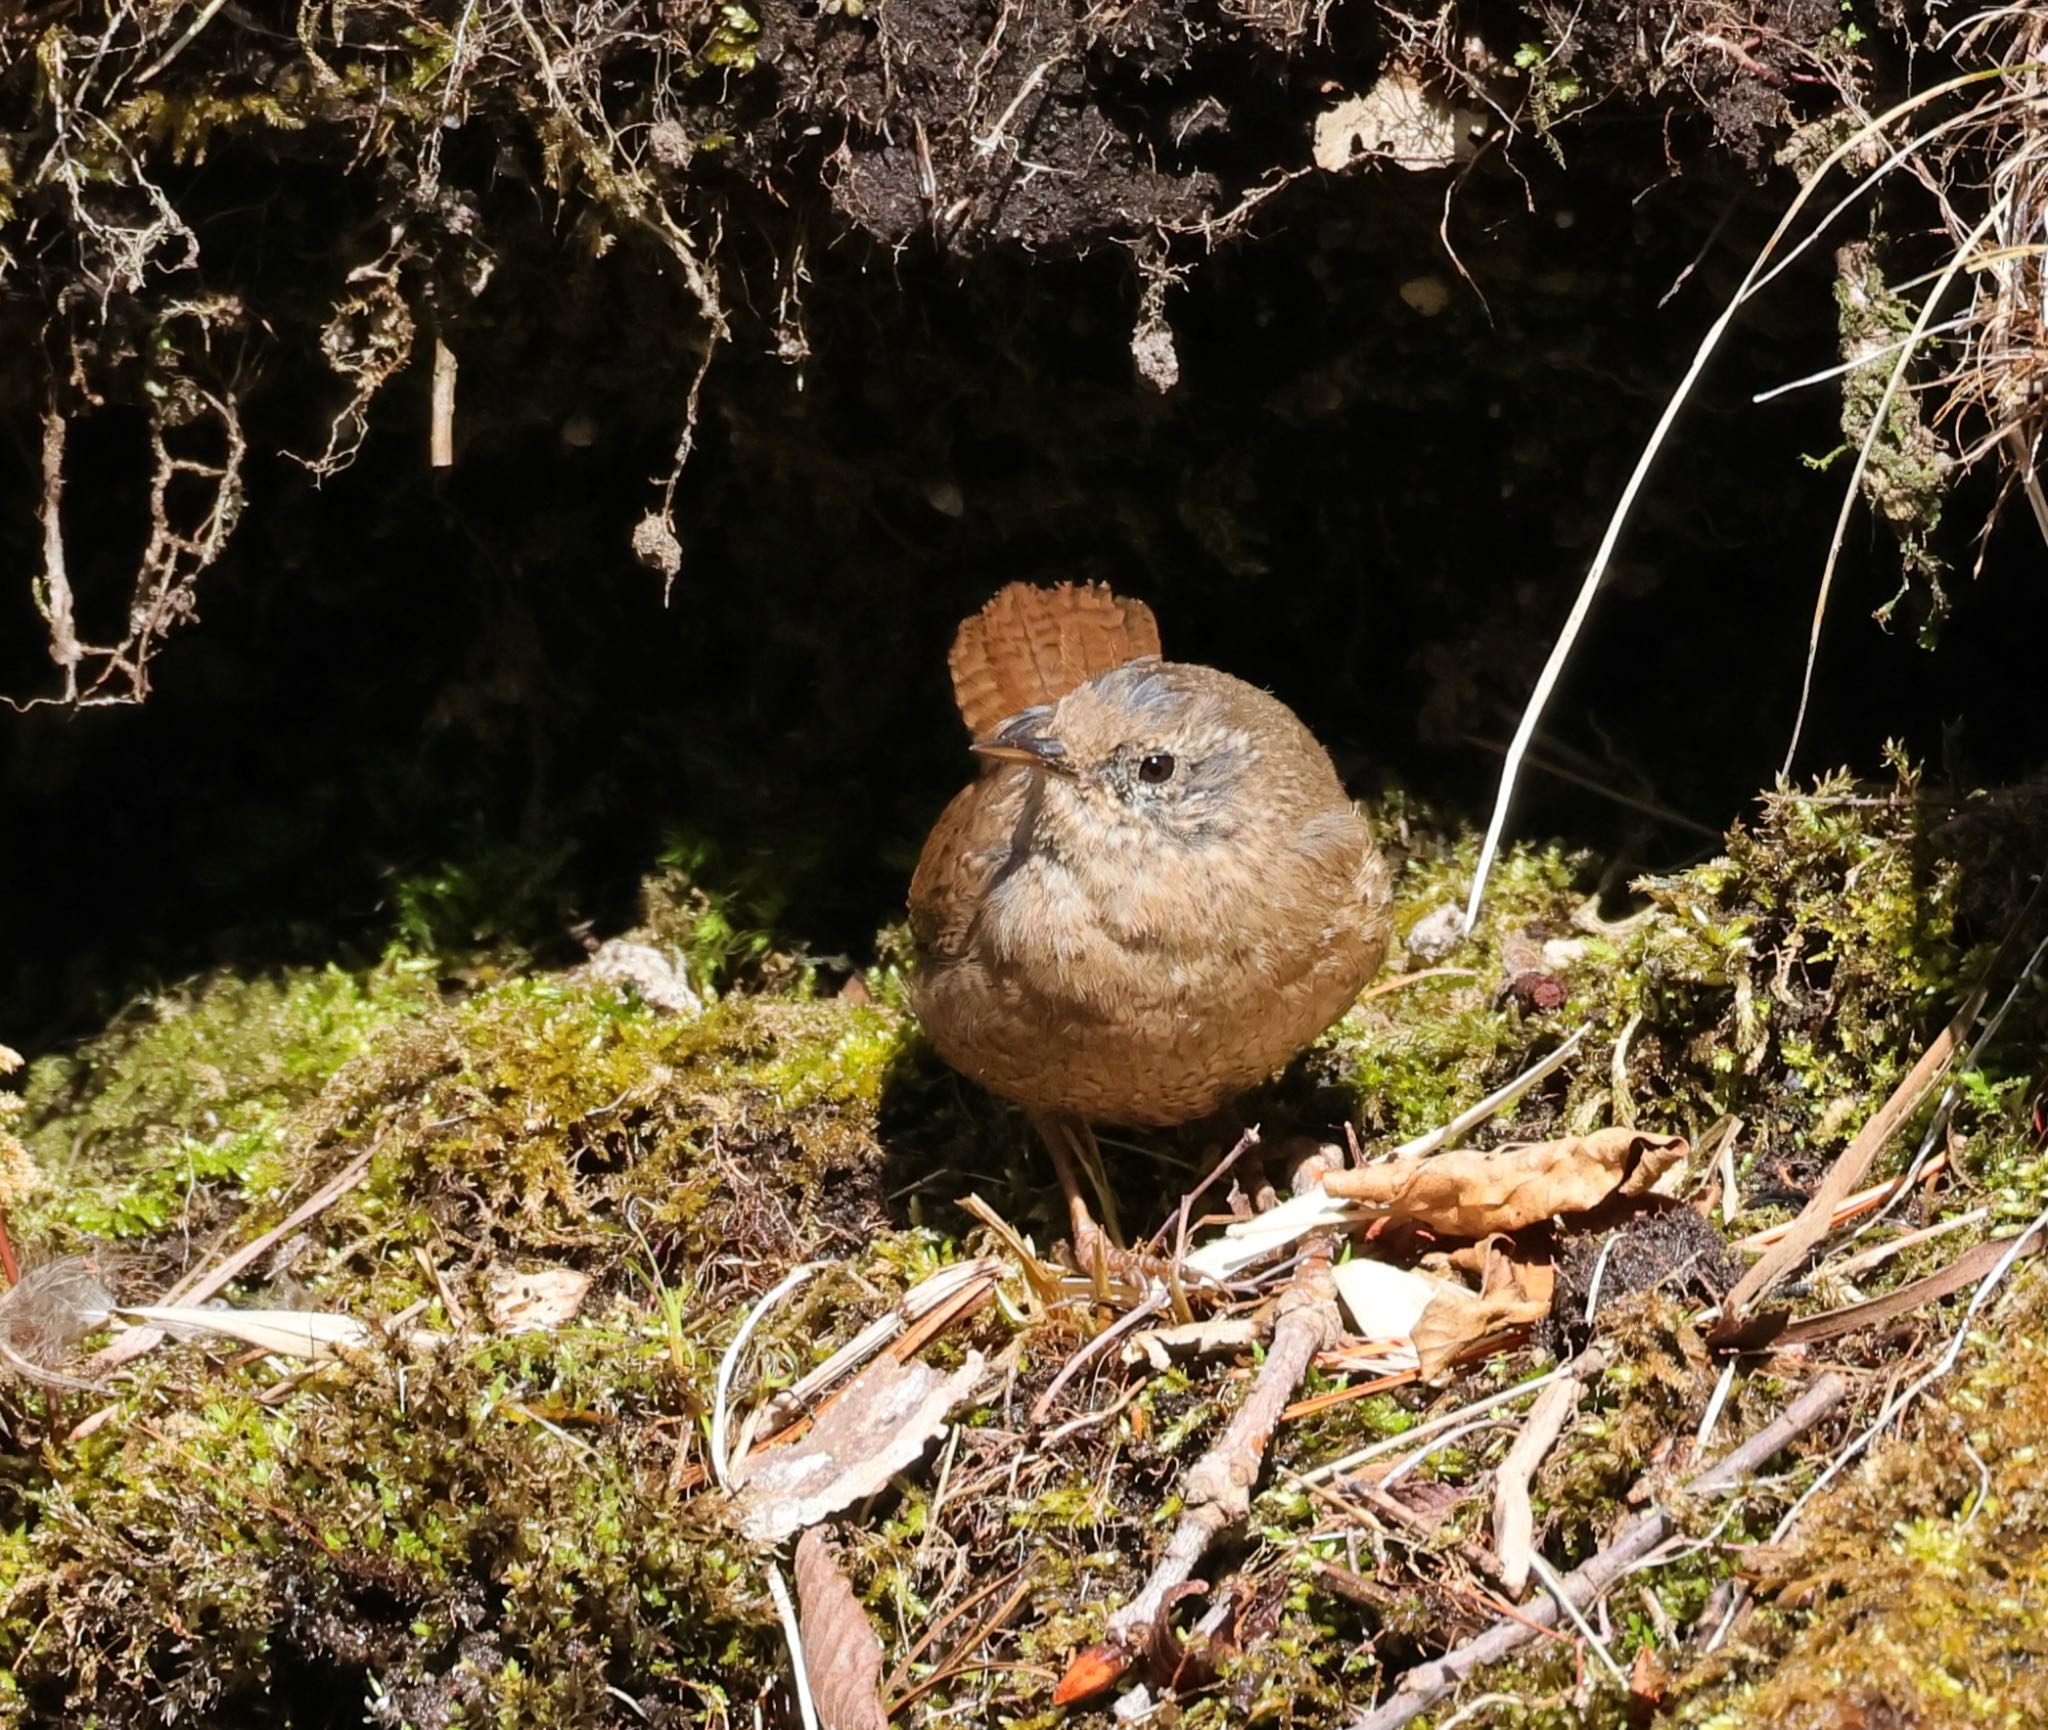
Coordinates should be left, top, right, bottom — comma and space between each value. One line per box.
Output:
908, 771, 1031, 962
947, 581, 1161, 735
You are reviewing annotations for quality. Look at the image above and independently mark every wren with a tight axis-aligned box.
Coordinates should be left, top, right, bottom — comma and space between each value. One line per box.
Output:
908, 582, 1392, 1251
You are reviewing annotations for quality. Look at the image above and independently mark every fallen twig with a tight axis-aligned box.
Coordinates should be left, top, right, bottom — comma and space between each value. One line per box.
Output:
1492, 1350, 1603, 1595
1053, 1256, 1343, 1705
1346, 1374, 1848, 1730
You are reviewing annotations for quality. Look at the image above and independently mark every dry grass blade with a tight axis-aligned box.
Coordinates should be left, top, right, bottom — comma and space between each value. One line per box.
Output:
885, 1570, 1034, 1715
1717, 984, 1986, 1330
1459, 65, 2022, 933
793, 1528, 888, 1730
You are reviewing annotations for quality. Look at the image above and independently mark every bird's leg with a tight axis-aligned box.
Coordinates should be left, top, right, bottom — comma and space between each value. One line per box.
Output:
1030, 1111, 1125, 1296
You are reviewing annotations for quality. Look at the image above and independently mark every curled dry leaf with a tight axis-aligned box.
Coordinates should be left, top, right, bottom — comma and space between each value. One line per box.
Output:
1324, 1130, 1688, 1238
1332, 1242, 1554, 1380
731, 1350, 986, 1545
793, 1526, 887, 1730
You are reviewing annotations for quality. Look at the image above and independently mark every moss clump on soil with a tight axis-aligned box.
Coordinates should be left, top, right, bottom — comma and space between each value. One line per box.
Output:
1334, 765, 1983, 1214
1668, 1266, 2048, 1730
1831, 242, 1952, 633
1, 774, 2044, 1726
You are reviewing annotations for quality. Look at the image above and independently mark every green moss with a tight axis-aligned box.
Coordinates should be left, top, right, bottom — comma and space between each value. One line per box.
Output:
18, 960, 440, 1243
1827, 243, 1952, 636
1669, 1268, 2048, 1729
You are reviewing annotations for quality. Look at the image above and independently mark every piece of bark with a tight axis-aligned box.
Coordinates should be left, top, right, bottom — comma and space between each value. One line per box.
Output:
1490, 1352, 1603, 1595
732, 1351, 986, 1545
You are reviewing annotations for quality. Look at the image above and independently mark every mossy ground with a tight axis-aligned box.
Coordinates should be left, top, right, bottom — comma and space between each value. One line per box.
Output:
2, 772, 2045, 1727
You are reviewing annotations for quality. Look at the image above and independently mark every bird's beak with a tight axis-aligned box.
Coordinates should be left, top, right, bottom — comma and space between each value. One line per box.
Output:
970, 707, 1072, 774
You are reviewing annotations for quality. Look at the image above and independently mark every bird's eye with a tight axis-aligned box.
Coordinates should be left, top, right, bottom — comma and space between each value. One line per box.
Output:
1137, 752, 1176, 784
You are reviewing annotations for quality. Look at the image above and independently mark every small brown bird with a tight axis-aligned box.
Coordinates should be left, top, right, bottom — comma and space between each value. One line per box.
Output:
910, 581, 1392, 1260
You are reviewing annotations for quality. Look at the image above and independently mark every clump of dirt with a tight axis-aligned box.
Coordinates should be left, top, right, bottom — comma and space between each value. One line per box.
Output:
1552, 1205, 1745, 1344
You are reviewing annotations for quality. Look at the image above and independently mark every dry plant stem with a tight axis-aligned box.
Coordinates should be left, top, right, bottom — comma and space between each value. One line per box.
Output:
767, 1559, 822, 1730
756, 1257, 1001, 1431
89, 1145, 378, 1373
1734, 1153, 1947, 1250
1492, 1351, 1603, 1596
429, 337, 458, 468
1102, 1260, 1342, 1657
1782, 193, 2009, 774
1348, 1374, 1849, 1730
1459, 67, 2019, 934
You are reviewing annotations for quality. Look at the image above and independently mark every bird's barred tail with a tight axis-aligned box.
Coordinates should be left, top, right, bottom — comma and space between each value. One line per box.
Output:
947, 581, 1162, 736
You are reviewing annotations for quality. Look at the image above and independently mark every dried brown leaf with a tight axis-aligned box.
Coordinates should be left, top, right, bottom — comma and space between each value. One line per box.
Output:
1411, 1283, 1550, 1380
793, 1527, 888, 1730
1324, 1130, 1688, 1238
731, 1350, 985, 1544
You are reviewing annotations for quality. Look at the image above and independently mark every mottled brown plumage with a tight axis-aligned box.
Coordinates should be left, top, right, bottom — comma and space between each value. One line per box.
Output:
910, 582, 1392, 1132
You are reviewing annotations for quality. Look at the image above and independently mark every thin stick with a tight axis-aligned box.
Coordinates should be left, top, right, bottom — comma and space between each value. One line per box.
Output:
1347, 1374, 1848, 1730
1492, 1355, 1598, 1595
429, 338, 459, 468
1528, 1553, 1625, 1685
1390, 1025, 1593, 1161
